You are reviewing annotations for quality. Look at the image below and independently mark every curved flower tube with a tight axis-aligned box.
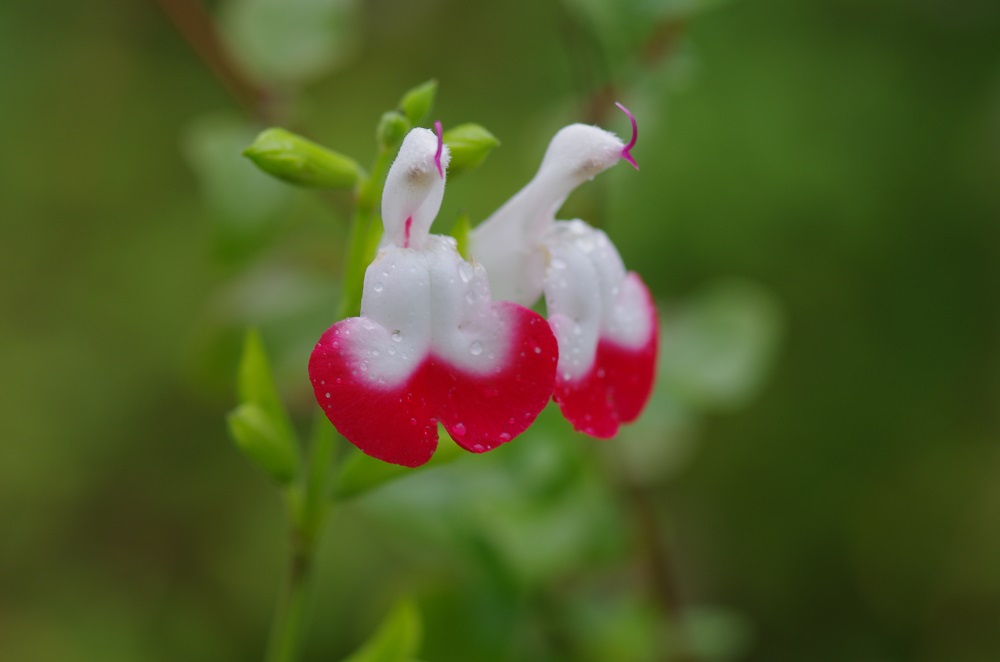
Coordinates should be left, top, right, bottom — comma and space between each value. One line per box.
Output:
470, 106, 658, 438
309, 125, 558, 467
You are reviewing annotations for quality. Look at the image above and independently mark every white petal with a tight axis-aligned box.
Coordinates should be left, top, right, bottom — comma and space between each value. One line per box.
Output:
382, 128, 451, 250
542, 220, 653, 380
471, 124, 624, 305
354, 236, 524, 385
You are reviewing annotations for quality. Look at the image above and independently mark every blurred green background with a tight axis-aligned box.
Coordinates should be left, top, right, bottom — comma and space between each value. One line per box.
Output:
2, 0, 999, 660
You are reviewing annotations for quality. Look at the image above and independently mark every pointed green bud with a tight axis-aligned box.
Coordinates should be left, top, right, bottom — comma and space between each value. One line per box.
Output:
377, 111, 411, 150
227, 402, 299, 484
398, 79, 438, 125
451, 212, 472, 260
443, 124, 500, 175
243, 128, 363, 189
230, 329, 300, 483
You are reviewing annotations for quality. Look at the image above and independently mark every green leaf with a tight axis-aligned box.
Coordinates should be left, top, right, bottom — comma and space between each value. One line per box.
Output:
341, 598, 422, 662
333, 431, 463, 500
244, 127, 363, 189
450, 212, 472, 260
181, 113, 291, 231
443, 123, 500, 176
234, 329, 298, 462
397, 79, 438, 125
227, 402, 298, 484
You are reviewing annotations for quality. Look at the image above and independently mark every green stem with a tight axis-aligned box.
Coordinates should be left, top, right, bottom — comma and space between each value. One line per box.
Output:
265, 421, 337, 662
265, 520, 315, 662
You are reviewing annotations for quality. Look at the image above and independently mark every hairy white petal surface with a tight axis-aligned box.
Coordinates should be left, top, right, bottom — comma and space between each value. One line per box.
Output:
382, 128, 451, 249
471, 124, 625, 304
543, 221, 654, 380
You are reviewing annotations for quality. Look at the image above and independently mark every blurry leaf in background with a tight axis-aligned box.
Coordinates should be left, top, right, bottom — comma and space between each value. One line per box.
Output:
660, 279, 783, 412
184, 263, 339, 399
618, 280, 782, 482
220, 0, 361, 84
342, 597, 422, 662
181, 113, 292, 235
680, 605, 754, 662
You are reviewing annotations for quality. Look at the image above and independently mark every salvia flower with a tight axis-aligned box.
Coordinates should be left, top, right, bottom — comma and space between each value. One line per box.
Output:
470, 104, 658, 438
309, 124, 558, 467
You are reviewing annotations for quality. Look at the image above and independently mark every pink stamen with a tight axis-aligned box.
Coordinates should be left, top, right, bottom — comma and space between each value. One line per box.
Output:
433, 120, 444, 178
404, 216, 412, 248
615, 102, 639, 171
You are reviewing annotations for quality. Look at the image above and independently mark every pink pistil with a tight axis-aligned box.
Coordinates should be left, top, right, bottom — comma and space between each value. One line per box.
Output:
615, 102, 639, 171
433, 120, 444, 178
404, 216, 412, 248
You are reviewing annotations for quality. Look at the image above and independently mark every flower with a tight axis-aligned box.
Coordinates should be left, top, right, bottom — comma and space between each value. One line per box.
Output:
309, 123, 558, 467
470, 104, 658, 438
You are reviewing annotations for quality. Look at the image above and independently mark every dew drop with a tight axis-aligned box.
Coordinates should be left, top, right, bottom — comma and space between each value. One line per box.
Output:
465, 291, 476, 304
471, 443, 485, 452
332, 341, 339, 349
452, 422, 467, 437
387, 346, 396, 356
499, 433, 511, 442
325, 392, 330, 398
373, 281, 384, 292
458, 262, 475, 283
391, 330, 402, 342
563, 371, 572, 380
335, 377, 342, 384
508, 417, 516, 424
359, 362, 368, 371
469, 341, 484, 356
533, 346, 542, 354
410, 418, 417, 426
371, 349, 380, 357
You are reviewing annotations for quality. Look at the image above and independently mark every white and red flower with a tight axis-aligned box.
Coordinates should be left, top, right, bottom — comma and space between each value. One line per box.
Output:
470, 105, 658, 438
309, 124, 558, 467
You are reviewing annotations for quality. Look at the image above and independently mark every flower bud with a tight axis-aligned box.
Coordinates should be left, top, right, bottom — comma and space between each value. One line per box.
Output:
398, 79, 438, 125
377, 110, 411, 150
443, 124, 500, 176
243, 128, 363, 189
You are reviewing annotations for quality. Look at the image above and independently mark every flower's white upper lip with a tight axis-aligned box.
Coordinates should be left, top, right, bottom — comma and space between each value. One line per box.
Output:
381, 127, 451, 250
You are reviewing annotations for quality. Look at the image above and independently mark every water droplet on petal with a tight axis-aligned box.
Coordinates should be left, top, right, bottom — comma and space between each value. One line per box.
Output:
359, 362, 368, 371
471, 443, 485, 452
509, 417, 516, 424
391, 330, 402, 342
458, 262, 474, 283
469, 341, 483, 356
371, 349, 380, 357
533, 346, 541, 354
499, 433, 511, 442
335, 377, 342, 383
410, 418, 417, 426
452, 422, 467, 437
387, 346, 396, 356
325, 392, 330, 398
373, 281, 384, 292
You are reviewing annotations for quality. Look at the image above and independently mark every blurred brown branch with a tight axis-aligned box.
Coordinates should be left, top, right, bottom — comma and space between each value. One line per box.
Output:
154, 0, 276, 122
